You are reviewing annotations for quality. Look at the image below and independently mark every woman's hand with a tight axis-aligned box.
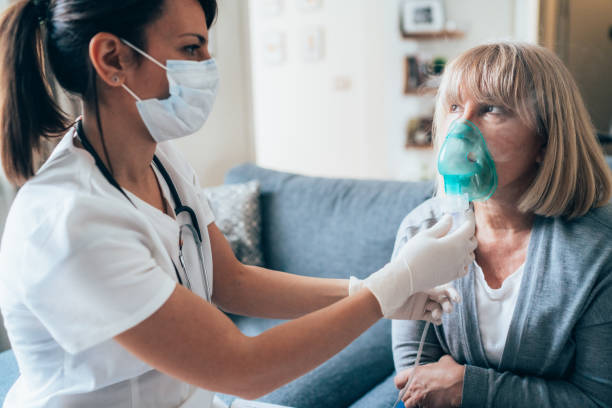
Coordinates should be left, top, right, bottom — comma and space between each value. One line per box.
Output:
394, 355, 465, 408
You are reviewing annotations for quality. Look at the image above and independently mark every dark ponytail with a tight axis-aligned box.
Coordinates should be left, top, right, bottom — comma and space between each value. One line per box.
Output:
0, 0, 218, 186
0, 1, 68, 185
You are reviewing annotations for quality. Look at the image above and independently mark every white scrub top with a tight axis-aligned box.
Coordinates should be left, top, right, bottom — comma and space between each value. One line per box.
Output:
0, 128, 221, 408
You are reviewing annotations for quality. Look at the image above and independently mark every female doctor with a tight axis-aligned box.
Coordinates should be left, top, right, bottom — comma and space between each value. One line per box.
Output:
0, 0, 476, 407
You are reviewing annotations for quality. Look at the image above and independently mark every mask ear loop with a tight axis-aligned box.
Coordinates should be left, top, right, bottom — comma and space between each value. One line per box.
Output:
121, 83, 142, 102
120, 39, 169, 71
119, 39, 171, 102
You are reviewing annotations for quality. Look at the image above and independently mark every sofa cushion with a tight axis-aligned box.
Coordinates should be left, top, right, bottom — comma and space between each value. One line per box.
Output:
349, 373, 399, 408
219, 319, 395, 408
225, 164, 434, 280
203, 180, 264, 266
262, 319, 394, 407
222, 164, 433, 406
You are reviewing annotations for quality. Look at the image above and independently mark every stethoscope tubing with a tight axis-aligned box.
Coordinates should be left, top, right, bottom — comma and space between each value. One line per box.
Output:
75, 121, 209, 299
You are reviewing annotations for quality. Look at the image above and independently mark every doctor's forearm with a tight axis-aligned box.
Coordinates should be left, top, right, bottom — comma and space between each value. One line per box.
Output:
214, 264, 348, 319
236, 288, 381, 399
115, 284, 381, 401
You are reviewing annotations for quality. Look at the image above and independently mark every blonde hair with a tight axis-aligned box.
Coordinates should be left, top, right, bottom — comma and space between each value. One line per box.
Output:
433, 42, 612, 219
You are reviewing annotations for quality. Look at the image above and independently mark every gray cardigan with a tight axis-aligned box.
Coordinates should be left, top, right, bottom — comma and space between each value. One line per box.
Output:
391, 198, 612, 408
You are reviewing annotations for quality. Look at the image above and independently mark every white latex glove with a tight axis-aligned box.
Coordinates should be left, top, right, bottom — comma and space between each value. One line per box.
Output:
360, 213, 476, 318
349, 278, 461, 324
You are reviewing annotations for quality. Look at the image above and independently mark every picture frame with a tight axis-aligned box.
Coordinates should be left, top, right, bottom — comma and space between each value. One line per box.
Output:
403, 56, 425, 94
262, 32, 287, 65
297, 0, 323, 12
401, 0, 445, 34
300, 27, 325, 62
403, 55, 447, 94
260, 0, 284, 17
406, 117, 433, 148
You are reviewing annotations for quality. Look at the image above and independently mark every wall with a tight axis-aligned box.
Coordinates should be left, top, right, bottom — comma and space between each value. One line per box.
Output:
248, 0, 384, 179
565, 0, 612, 133
247, 0, 533, 181
173, 0, 255, 186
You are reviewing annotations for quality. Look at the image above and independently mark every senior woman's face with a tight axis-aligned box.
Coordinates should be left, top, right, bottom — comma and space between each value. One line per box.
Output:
443, 95, 544, 194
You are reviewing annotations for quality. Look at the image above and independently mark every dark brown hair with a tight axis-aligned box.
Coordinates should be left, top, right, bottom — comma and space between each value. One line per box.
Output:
0, 0, 217, 185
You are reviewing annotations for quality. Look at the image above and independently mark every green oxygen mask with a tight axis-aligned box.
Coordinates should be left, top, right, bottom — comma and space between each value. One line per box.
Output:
437, 118, 497, 211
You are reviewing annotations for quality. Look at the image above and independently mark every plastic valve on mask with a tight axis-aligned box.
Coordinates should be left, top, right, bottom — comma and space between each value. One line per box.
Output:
437, 118, 498, 228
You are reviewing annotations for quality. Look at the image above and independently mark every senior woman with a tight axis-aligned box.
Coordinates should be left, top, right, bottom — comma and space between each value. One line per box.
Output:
390, 42, 612, 408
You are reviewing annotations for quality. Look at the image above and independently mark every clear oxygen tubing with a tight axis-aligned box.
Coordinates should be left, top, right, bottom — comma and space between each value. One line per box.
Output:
391, 196, 468, 408
392, 321, 432, 408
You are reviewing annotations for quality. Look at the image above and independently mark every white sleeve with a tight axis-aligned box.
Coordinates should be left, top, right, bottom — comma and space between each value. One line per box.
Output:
196, 188, 215, 227
21, 196, 177, 354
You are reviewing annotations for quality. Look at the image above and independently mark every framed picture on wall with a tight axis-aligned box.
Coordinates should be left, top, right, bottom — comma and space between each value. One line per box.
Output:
262, 32, 287, 65
297, 0, 323, 12
406, 117, 433, 148
260, 0, 284, 17
401, 0, 445, 34
300, 27, 325, 62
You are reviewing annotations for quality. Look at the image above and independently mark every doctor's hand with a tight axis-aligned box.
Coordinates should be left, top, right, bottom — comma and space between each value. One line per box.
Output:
356, 214, 476, 319
349, 279, 460, 323
394, 355, 465, 408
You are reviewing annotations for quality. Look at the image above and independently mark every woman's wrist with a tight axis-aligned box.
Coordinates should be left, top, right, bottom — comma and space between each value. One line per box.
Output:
451, 363, 466, 407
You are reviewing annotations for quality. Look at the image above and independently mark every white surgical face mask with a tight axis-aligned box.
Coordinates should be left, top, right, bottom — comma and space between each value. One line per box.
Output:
119, 39, 219, 143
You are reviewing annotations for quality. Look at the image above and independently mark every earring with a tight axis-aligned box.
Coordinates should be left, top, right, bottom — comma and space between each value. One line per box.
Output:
112, 76, 119, 83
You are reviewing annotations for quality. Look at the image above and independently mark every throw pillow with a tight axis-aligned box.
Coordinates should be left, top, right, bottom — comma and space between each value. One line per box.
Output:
203, 180, 264, 266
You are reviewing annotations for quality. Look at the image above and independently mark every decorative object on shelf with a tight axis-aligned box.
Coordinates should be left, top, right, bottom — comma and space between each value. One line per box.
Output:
297, 0, 323, 12
403, 55, 446, 94
262, 31, 287, 65
401, 0, 445, 34
404, 55, 424, 94
406, 117, 433, 148
300, 26, 325, 62
431, 56, 446, 74
260, 0, 284, 17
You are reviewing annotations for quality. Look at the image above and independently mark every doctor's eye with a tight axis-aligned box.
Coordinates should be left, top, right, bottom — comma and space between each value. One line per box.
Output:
183, 44, 201, 56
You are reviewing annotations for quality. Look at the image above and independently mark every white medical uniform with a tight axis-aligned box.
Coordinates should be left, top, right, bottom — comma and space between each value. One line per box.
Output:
0, 128, 225, 408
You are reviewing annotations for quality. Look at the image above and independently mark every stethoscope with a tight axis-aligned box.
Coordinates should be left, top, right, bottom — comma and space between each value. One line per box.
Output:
75, 120, 211, 300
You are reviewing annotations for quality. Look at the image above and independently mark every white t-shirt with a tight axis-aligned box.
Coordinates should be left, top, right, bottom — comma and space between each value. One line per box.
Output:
473, 262, 524, 367
0, 128, 221, 408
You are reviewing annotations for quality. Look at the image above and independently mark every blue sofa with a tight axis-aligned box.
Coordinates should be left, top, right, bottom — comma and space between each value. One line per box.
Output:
3, 159, 612, 407
216, 164, 434, 407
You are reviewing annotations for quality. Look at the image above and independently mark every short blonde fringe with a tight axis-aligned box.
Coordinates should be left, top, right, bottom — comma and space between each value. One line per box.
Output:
432, 42, 612, 219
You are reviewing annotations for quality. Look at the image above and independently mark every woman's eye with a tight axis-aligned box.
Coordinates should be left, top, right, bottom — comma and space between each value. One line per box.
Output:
450, 104, 460, 112
484, 105, 504, 114
183, 45, 201, 56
